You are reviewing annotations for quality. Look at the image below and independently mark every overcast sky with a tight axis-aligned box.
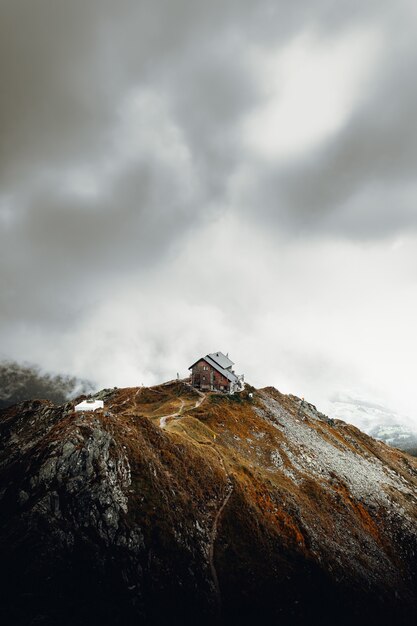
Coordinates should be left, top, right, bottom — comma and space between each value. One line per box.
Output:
1, 0, 417, 431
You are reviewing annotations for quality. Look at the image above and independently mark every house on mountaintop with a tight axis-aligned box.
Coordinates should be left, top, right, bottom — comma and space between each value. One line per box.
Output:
189, 351, 244, 394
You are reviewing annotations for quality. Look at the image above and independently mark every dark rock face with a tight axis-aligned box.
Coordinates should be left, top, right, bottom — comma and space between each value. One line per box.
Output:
0, 383, 416, 626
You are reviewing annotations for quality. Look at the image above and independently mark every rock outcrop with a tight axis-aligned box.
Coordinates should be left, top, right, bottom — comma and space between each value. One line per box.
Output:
0, 382, 416, 625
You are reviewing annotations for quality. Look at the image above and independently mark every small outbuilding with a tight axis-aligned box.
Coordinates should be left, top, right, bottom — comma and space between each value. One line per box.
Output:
74, 399, 104, 412
189, 351, 244, 394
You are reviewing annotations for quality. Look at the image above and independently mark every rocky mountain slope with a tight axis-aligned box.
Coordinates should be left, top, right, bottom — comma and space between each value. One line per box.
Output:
0, 382, 416, 625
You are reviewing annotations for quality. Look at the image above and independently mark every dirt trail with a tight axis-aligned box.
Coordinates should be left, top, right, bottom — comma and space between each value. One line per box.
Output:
159, 391, 206, 429
159, 399, 185, 428
207, 453, 233, 613
193, 390, 206, 409
157, 384, 233, 609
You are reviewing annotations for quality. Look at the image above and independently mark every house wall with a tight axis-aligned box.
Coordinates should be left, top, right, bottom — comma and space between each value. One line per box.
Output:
190, 359, 230, 391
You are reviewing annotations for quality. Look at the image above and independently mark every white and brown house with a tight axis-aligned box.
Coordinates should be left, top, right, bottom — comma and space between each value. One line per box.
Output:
189, 351, 244, 394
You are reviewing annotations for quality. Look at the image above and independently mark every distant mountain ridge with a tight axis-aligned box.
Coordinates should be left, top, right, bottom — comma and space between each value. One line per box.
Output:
369, 423, 417, 456
330, 394, 417, 456
0, 360, 93, 409
0, 381, 416, 625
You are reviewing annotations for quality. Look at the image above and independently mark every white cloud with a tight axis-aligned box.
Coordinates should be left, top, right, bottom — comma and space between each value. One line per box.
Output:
60, 88, 195, 201
243, 27, 381, 159
0, 196, 15, 227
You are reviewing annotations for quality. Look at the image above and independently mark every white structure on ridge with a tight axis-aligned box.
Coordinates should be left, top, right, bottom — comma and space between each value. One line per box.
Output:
74, 399, 104, 412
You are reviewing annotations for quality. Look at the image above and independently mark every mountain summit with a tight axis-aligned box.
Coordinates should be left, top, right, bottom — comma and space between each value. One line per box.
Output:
0, 382, 416, 625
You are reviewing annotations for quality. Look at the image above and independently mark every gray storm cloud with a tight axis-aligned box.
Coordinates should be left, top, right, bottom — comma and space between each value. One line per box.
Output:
1, 0, 417, 432
0, 0, 260, 328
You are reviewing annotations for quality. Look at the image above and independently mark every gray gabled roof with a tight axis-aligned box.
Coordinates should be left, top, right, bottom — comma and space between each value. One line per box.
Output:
208, 351, 234, 370
188, 353, 238, 383
204, 355, 238, 383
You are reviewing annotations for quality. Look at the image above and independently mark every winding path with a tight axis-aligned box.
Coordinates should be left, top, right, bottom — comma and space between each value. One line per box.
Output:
159, 399, 185, 428
208, 478, 233, 610
158, 387, 232, 612
159, 390, 206, 429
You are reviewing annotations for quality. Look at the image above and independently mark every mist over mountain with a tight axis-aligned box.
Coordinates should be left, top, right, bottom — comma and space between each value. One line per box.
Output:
330, 394, 417, 456
369, 424, 417, 457
0, 360, 93, 410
